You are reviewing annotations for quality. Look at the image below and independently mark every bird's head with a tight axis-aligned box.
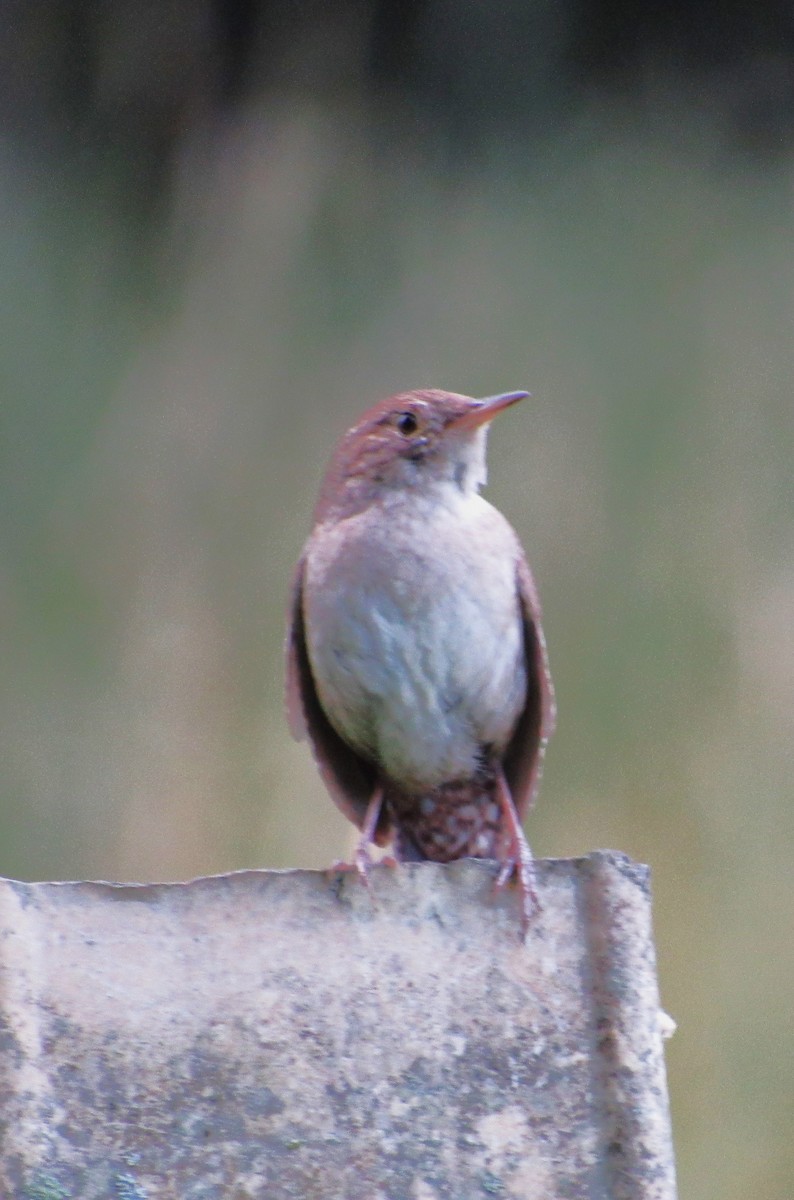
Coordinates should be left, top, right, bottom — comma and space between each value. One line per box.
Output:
314, 388, 528, 521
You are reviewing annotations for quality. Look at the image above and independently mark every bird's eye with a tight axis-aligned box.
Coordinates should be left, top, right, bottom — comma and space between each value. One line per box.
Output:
396, 412, 419, 436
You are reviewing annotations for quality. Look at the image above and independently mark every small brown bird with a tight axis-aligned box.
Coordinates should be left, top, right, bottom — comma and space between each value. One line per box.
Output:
286, 388, 555, 929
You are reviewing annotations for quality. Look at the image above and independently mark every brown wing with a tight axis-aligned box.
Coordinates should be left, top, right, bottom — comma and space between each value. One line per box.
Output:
285, 555, 390, 843
501, 550, 556, 820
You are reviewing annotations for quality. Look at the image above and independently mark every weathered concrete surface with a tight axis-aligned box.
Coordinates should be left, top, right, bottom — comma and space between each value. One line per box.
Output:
0, 852, 676, 1200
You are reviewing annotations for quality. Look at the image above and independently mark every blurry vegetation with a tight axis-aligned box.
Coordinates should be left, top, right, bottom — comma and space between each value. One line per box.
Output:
1, 4, 793, 1199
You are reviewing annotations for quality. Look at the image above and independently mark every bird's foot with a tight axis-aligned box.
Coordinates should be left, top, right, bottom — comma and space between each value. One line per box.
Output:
326, 859, 357, 875
354, 838, 376, 889
494, 769, 541, 939
352, 783, 386, 891
494, 850, 541, 938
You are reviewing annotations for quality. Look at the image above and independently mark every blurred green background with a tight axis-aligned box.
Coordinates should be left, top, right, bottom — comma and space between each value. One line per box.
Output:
1, 4, 792, 1197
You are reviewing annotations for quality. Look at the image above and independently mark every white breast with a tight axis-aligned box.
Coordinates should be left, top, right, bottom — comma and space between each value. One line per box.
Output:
303, 486, 526, 789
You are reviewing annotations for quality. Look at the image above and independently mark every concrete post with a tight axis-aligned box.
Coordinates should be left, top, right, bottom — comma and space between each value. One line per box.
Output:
0, 852, 676, 1199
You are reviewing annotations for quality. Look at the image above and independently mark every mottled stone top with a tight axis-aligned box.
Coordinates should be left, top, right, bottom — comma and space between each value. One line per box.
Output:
0, 852, 676, 1200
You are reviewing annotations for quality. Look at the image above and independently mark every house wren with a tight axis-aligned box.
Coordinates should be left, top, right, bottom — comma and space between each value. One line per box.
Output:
286, 388, 555, 930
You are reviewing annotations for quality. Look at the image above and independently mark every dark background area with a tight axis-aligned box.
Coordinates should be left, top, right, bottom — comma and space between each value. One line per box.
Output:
1, 4, 793, 1197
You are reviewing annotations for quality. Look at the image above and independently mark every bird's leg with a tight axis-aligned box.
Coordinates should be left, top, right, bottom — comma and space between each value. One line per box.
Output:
493, 767, 540, 935
354, 783, 385, 888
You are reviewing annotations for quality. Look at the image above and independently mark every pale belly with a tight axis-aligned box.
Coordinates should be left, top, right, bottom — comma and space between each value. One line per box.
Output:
303, 491, 527, 789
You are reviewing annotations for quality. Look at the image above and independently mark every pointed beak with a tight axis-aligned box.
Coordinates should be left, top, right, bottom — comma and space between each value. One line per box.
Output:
450, 390, 530, 432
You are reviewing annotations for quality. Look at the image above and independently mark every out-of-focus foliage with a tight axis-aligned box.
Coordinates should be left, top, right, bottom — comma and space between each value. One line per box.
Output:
1, 6, 792, 1199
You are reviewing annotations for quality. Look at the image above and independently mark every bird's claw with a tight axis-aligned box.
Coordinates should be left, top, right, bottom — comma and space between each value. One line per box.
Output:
494, 856, 516, 892
354, 841, 376, 889
493, 857, 541, 938
325, 858, 357, 876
